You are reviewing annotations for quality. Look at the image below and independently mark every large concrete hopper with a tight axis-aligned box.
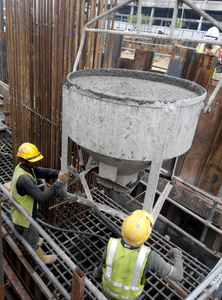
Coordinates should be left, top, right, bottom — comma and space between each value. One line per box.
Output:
62, 69, 206, 208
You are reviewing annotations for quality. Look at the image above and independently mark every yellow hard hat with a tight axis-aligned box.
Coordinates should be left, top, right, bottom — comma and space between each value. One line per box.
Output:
132, 210, 154, 226
17, 142, 43, 162
122, 210, 153, 246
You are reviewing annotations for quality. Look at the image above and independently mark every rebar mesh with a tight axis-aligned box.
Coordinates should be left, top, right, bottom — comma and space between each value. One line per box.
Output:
0, 136, 212, 299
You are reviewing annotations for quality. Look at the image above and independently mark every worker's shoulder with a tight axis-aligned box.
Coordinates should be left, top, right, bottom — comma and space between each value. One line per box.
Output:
17, 173, 35, 185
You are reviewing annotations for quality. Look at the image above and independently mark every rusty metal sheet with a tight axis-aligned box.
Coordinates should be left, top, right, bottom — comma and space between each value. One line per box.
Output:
185, 53, 217, 88
167, 45, 195, 78
177, 82, 222, 196
117, 57, 134, 69
3, 258, 32, 300
132, 48, 154, 71
71, 266, 86, 300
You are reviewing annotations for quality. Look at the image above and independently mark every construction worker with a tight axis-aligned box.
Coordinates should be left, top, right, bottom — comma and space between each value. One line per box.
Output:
10, 142, 70, 264
196, 26, 222, 77
93, 210, 183, 300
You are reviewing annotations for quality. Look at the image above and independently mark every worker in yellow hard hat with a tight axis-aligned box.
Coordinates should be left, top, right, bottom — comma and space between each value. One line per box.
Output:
93, 210, 183, 300
10, 142, 70, 264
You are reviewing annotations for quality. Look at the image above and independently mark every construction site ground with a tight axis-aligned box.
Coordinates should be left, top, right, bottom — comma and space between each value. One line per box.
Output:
0, 133, 218, 300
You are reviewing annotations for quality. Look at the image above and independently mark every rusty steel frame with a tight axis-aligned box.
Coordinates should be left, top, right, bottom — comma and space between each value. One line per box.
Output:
0, 116, 220, 299
1, 190, 212, 299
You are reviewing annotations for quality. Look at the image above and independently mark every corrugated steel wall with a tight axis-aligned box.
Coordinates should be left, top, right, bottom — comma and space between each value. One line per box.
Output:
5, 0, 118, 170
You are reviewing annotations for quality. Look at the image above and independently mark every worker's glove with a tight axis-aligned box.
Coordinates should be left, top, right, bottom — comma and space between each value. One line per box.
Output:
93, 267, 102, 280
207, 50, 215, 57
167, 248, 183, 282
69, 165, 78, 174
57, 170, 70, 184
167, 248, 182, 260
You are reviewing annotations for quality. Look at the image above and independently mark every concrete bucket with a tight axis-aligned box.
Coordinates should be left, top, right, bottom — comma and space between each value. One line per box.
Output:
62, 68, 206, 193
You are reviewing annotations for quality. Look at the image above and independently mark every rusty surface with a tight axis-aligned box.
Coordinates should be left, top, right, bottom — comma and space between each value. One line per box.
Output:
185, 53, 216, 88
167, 45, 195, 78
3, 258, 32, 300
71, 266, 86, 300
132, 48, 154, 71
177, 82, 222, 196
0, 202, 4, 300
164, 278, 189, 298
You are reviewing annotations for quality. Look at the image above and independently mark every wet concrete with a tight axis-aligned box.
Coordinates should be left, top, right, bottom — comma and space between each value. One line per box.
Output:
67, 68, 206, 105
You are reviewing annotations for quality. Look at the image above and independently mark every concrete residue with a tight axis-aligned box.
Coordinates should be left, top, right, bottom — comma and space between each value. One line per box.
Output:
68, 68, 206, 104
72, 75, 198, 103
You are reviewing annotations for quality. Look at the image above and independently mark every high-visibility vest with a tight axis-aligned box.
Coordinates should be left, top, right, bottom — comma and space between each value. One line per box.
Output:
10, 164, 38, 228
102, 238, 151, 300
196, 43, 221, 76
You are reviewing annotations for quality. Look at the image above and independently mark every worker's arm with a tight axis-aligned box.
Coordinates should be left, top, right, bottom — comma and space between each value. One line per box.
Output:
34, 166, 59, 180
93, 246, 107, 279
145, 248, 183, 282
16, 174, 62, 203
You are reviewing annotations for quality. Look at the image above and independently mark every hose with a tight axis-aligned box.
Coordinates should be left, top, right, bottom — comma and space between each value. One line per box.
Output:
37, 218, 108, 242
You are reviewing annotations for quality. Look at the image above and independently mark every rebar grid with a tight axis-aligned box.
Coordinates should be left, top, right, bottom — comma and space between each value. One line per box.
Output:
1, 190, 211, 300
0, 137, 212, 299
0, 137, 13, 183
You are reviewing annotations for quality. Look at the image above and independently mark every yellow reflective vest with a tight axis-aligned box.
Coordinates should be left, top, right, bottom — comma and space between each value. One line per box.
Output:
102, 238, 151, 300
10, 164, 38, 228
196, 43, 221, 77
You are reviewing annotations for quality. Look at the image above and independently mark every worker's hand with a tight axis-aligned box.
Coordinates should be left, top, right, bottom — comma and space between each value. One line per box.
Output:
167, 248, 182, 259
57, 170, 70, 184
207, 51, 215, 57
69, 165, 78, 173
93, 267, 102, 280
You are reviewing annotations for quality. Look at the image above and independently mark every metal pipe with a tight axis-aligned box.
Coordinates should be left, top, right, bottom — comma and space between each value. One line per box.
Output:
1, 211, 70, 300
197, 258, 222, 300
143, 107, 174, 214
174, 176, 222, 205
199, 182, 222, 243
73, 0, 222, 72
141, 180, 222, 236
200, 201, 218, 243
185, 263, 222, 300
152, 182, 174, 222
170, 0, 179, 38
155, 189, 222, 236
137, 0, 142, 34
0, 201, 4, 300
182, 0, 222, 31
58, 190, 127, 220
0, 184, 107, 300
85, 27, 222, 46
73, 0, 133, 71
203, 77, 222, 113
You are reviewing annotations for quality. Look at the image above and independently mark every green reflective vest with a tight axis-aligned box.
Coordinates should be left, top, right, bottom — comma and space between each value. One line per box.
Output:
102, 238, 151, 300
10, 164, 38, 228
